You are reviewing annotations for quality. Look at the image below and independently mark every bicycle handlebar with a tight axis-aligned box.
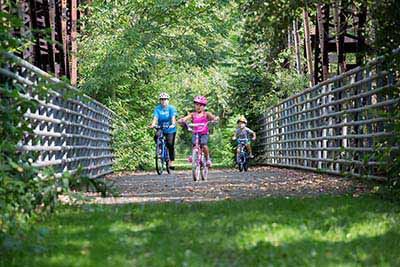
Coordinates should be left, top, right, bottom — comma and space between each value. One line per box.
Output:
179, 120, 217, 133
150, 125, 172, 130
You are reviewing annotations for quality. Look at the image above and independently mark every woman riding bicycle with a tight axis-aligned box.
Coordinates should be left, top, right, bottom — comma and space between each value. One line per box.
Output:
178, 96, 219, 167
149, 92, 177, 170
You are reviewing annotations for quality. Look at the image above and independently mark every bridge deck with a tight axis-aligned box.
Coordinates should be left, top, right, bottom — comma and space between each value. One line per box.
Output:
91, 166, 369, 204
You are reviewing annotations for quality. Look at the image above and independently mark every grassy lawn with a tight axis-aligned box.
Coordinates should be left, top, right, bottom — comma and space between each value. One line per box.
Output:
3, 195, 400, 267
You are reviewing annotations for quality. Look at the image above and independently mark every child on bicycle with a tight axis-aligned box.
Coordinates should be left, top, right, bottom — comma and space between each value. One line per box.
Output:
178, 96, 219, 167
233, 115, 256, 161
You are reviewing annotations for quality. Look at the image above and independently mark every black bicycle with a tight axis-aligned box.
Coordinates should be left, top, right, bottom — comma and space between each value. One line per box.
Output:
237, 138, 249, 172
153, 126, 170, 175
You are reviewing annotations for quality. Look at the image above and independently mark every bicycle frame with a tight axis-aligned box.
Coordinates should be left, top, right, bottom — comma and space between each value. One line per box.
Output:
192, 131, 204, 167
154, 126, 170, 175
180, 121, 213, 181
158, 131, 169, 160
237, 138, 249, 172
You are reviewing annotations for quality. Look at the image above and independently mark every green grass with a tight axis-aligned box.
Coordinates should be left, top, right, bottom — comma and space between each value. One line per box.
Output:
3, 195, 400, 267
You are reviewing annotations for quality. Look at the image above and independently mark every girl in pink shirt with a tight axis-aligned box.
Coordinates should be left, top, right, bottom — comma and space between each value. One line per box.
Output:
178, 96, 219, 166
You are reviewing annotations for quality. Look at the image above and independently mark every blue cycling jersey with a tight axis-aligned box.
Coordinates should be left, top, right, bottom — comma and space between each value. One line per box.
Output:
153, 104, 178, 134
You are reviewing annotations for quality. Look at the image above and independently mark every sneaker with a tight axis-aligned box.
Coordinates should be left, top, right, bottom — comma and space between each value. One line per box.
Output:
249, 154, 255, 159
206, 160, 212, 167
187, 156, 193, 163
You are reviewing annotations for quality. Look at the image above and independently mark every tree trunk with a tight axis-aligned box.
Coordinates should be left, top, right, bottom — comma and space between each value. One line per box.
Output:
303, 8, 314, 86
316, 3, 329, 81
293, 19, 302, 74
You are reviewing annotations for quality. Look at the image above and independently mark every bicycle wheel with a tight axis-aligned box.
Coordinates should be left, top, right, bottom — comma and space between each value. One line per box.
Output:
155, 141, 163, 175
238, 154, 244, 172
191, 149, 199, 181
163, 145, 170, 174
165, 160, 170, 174
238, 162, 244, 172
200, 155, 208, 181
243, 157, 248, 172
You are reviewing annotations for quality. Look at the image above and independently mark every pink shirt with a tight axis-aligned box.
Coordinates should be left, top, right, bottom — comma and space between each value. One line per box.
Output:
193, 112, 209, 134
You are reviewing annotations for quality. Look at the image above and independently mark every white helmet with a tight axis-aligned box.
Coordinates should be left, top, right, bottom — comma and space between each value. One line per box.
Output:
159, 92, 170, 99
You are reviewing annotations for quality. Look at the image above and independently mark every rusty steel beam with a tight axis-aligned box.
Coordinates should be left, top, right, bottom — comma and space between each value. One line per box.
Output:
308, 1, 368, 83
70, 0, 77, 85
54, 0, 65, 76
18, 0, 34, 61
334, 1, 346, 74
61, 0, 69, 78
4, 0, 87, 81
49, 0, 57, 73
316, 3, 329, 81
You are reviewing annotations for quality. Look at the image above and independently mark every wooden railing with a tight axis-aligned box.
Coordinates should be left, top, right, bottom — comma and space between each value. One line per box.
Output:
255, 49, 399, 180
0, 53, 114, 179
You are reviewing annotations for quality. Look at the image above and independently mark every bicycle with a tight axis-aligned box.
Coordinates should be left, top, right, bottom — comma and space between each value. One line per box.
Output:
180, 121, 216, 181
236, 138, 249, 172
152, 126, 170, 175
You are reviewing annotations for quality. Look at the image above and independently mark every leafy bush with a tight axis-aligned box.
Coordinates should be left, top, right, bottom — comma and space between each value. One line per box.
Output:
0, 80, 65, 244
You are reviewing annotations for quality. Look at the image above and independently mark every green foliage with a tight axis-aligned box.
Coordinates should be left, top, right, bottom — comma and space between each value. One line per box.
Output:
78, 0, 400, 172
79, 0, 242, 168
228, 44, 308, 123
111, 100, 154, 171
225, 0, 310, 123
240, 0, 303, 64
0, 10, 30, 53
0, 79, 64, 243
368, 0, 400, 54
78, 0, 236, 101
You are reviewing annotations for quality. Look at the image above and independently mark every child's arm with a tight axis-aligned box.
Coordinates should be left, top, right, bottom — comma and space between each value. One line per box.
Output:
248, 127, 256, 141
206, 112, 219, 122
178, 113, 193, 123
232, 129, 238, 140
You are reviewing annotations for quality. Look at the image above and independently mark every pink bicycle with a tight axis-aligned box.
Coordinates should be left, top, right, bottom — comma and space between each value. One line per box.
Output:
180, 121, 216, 181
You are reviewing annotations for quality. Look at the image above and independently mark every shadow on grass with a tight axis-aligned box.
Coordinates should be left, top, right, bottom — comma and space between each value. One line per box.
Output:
2, 195, 400, 267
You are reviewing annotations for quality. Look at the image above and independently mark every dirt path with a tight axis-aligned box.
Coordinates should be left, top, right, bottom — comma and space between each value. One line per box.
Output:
90, 166, 371, 204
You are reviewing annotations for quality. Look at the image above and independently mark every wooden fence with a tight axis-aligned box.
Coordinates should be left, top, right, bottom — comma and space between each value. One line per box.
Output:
0, 52, 114, 179
255, 50, 399, 180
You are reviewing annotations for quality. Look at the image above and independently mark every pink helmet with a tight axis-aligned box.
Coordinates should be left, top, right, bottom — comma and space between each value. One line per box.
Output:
193, 95, 207, 105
